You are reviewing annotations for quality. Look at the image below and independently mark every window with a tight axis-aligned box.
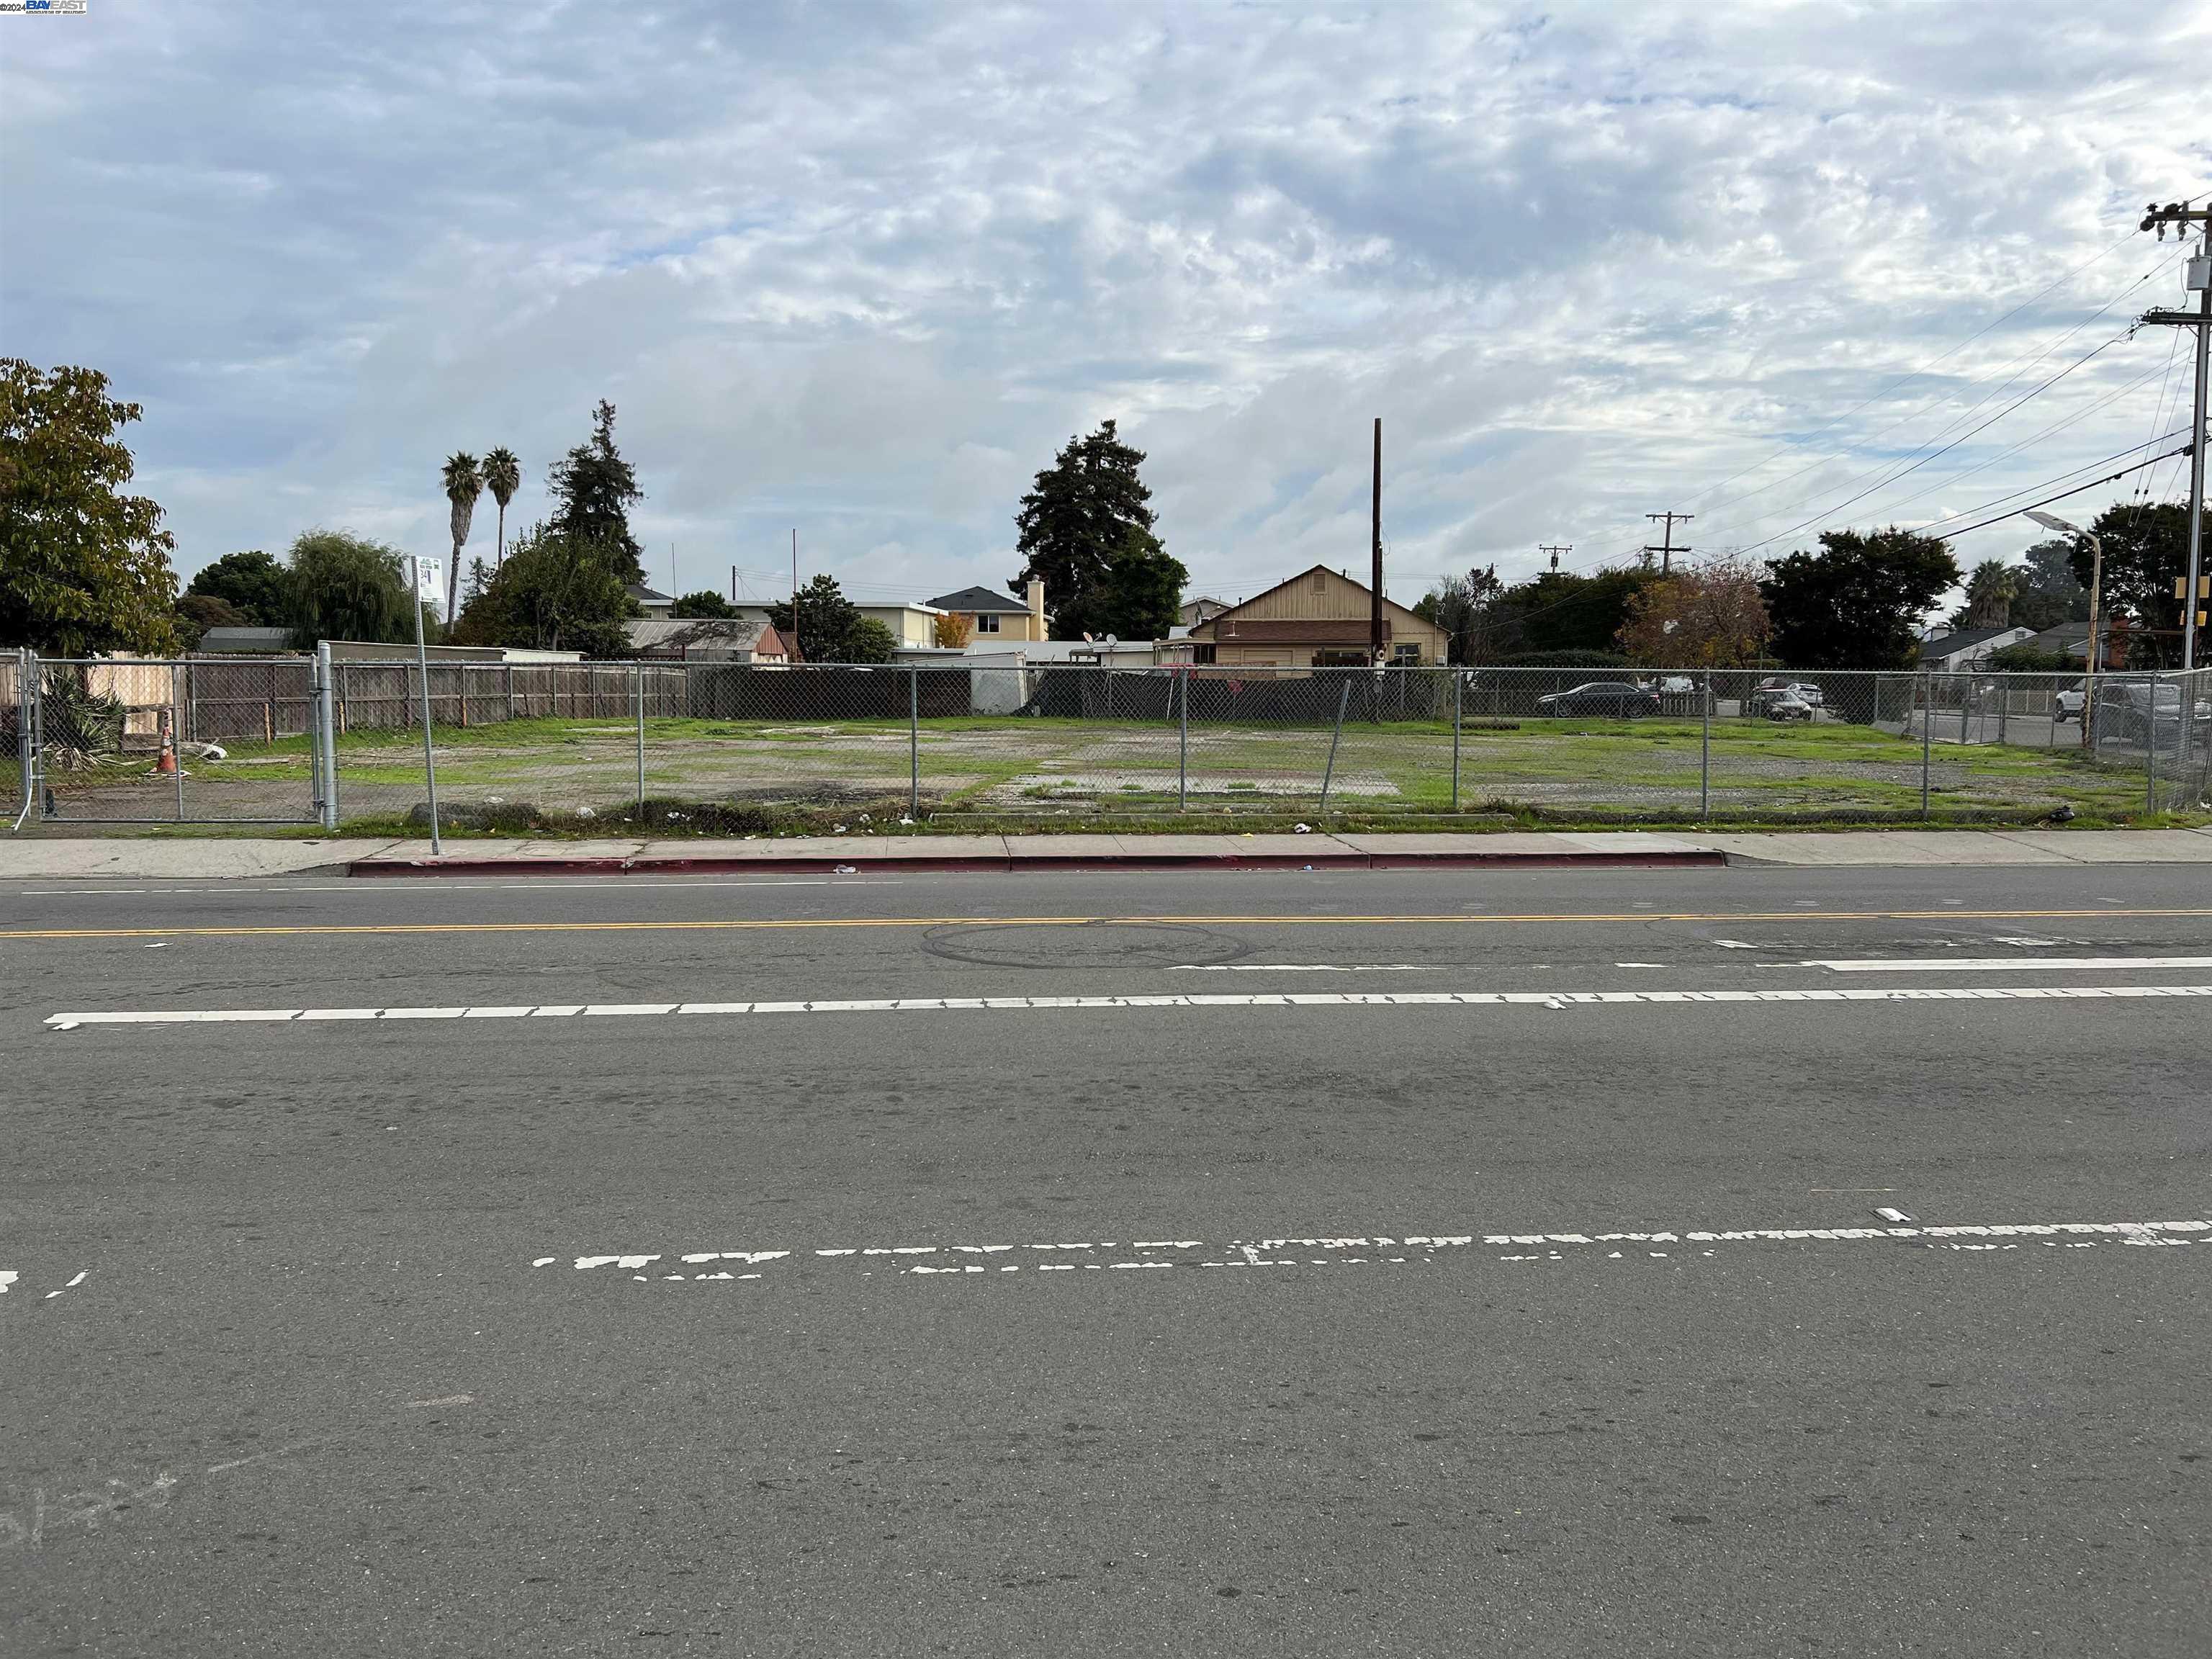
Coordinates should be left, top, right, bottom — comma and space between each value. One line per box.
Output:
1192, 643, 1216, 665
1312, 572, 1326, 594
1393, 644, 1419, 664
974, 612, 1000, 634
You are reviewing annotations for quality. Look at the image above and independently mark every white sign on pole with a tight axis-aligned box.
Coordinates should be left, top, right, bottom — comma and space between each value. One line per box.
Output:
410, 556, 442, 602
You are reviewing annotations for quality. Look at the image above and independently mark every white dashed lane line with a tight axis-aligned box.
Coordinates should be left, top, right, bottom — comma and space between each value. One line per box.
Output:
45, 983, 2212, 1030
533, 1218, 2212, 1284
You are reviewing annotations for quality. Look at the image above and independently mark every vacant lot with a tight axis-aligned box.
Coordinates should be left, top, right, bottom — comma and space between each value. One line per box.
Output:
23, 709, 2170, 828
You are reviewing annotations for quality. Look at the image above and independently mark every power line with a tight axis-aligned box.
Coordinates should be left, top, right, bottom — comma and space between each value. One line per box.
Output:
1728, 329, 2132, 556
1655, 222, 2150, 516
1922, 437, 2195, 542
1670, 248, 2184, 547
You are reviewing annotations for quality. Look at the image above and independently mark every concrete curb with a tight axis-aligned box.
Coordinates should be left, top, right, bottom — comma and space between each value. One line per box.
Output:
345, 848, 1730, 878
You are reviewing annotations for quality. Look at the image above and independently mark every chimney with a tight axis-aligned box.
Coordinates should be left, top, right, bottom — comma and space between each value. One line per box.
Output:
1026, 577, 1045, 637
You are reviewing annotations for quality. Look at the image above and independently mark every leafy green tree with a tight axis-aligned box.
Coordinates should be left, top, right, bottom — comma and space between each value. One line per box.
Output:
549, 400, 644, 585
1416, 565, 1508, 663
450, 522, 634, 657
1496, 567, 1654, 657
174, 592, 248, 649
481, 446, 521, 566
186, 549, 289, 626
765, 575, 895, 662
284, 529, 419, 647
1011, 420, 1184, 639
670, 589, 738, 619
848, 617, 898, 663
0, 359, 180, 655
2009, 537, 2090, 633
1759, 527, 1959, 669
2067, 503, 2209, 665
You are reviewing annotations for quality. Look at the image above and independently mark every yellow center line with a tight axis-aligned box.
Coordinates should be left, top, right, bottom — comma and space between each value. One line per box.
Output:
2, 907, 2211, 941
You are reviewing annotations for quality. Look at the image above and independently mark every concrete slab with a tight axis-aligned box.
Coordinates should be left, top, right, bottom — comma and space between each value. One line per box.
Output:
1701, 832, 2078, 866
355, 839, 647, 863
640, 836, 1008, 863
0, 838, 404, 878
1003, 835, 1131, 861
1989, 830, 2212, 863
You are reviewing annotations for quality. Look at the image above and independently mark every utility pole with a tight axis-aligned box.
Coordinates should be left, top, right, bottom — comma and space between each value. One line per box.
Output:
791, 528, 800, 661
2139, 198, 2212, 670
1370, 418, 1385, 665
1645, 511, 1694, 577
1540, 543, 1572, 573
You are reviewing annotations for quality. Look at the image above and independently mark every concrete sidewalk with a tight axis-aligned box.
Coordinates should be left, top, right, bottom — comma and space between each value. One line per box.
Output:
5, 827, 2212, 879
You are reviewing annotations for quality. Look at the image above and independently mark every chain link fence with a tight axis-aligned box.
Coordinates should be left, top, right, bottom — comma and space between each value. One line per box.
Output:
12, 652, 2211, 832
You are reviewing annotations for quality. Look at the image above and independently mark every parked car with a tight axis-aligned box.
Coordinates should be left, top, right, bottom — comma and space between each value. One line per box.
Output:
2087, 682, 2212, 747
1755, 677, 1824, 708
1658, 675, 1696, 695
2055, 681, 2085, 722
1748, 683, 1820, 719
1534, 680, 1663, 719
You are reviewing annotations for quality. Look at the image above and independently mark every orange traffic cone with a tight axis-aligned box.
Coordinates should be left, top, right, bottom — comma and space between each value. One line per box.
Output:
155, 715, 176, 774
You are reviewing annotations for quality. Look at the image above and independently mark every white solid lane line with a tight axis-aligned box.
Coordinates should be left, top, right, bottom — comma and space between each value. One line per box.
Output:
534, 1217, 2212, 1282
45, 984, 2212, 1030
1808, 955, 2212, 973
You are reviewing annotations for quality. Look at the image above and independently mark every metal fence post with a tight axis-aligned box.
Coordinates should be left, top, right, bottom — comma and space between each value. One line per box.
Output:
2147, 678, 2159, 815
1920, 670, 1933, 819
1177, 666, 1189, 811
1700, 667, 1712, 819
634, 663, 647, 809
1318, 678, 1352, 813
909, 664, 921, 819
171, 662, 186, 821
410, 561, 442, 855
1450, 668, 1462, 813
12, 648, 34, 832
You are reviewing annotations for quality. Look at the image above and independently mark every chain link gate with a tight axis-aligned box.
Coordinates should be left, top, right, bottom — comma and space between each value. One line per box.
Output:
12, 649, 338, 830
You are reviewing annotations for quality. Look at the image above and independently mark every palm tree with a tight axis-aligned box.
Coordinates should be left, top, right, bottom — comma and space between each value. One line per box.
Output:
481, 446, 521, 568
441, 451, 483, 621
1964, 559, 2020, 630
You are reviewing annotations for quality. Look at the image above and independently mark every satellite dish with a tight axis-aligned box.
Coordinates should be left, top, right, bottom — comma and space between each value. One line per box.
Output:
1103, 634, 1118, 649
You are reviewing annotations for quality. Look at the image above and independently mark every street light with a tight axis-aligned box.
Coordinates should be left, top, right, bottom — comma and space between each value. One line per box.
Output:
2026, 509, 2100, 750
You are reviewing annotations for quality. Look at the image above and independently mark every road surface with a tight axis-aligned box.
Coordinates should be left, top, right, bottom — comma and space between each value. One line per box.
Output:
4, 864, 2208, 1655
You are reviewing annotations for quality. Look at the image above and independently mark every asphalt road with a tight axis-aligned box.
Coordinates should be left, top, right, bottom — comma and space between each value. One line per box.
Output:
4, 865, 2209, 1657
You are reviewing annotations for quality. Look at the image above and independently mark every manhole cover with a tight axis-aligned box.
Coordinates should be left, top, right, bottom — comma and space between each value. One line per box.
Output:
922, 920, 1246, 970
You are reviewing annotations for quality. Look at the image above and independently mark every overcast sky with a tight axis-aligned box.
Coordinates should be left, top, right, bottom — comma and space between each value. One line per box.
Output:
4, 1, 2207, 611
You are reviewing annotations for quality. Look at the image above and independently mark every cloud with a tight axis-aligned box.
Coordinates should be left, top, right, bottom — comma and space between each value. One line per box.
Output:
3, 0, 2207, 613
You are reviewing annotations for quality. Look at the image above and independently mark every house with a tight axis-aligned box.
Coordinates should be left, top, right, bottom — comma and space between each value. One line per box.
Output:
627, 583, 675, 619
855, 603, 947, 648
192, 626, 297, 655
1182, 565, 1448, 667
626, 618, 791, 662
1179, 595, 1231, 629
925, 580, 1049, 642
1917, 626, 2034, 670
686, 601, 947, 649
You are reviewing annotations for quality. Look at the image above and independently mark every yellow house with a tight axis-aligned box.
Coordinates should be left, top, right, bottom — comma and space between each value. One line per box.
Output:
927, 580, 1050, 642
1184, 566, 1447, 667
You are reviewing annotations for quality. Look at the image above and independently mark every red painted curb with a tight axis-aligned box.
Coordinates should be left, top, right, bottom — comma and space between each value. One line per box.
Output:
346, 849, 1727, 877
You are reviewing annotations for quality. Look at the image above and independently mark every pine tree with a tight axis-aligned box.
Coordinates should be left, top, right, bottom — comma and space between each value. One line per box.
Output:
1011, 420, 1184, 639
549, 400, 644, 584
